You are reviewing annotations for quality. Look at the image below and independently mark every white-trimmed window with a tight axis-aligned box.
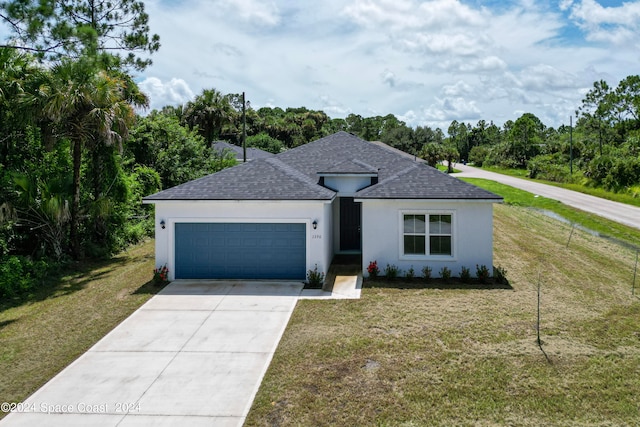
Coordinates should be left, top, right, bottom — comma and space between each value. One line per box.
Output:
402, 212, 453, 257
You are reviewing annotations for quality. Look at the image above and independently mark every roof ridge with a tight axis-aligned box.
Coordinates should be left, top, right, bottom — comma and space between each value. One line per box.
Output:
351, 158, 378, 172
373, 163, 420, 186
265, 157, 334, 195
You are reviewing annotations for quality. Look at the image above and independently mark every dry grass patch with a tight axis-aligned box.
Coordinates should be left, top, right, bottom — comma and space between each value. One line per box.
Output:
246, 205, 640, 426
0, 240, 160, 418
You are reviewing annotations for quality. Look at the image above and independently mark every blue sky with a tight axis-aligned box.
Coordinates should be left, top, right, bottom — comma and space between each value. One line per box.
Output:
6, 0, 639, 130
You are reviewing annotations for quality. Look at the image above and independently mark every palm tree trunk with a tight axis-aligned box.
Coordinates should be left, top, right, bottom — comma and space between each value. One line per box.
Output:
70, 137, 82, 259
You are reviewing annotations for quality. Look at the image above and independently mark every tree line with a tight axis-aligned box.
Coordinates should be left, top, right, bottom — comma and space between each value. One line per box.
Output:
1, 0, 638, 299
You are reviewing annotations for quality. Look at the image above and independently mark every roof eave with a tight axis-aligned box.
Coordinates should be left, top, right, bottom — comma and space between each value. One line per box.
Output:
354, 197, 503, 203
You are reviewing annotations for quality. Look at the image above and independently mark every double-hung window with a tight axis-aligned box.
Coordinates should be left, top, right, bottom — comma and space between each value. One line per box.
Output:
402, 212, 453, 257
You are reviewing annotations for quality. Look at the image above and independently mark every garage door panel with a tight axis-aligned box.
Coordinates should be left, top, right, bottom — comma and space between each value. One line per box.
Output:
175, 222, 306, 279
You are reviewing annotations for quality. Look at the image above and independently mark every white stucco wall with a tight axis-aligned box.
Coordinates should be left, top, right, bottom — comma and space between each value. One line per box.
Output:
151, 200, 333, 281
359, 199, 496, 278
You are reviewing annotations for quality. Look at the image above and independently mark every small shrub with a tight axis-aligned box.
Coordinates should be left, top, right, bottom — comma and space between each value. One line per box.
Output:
306, 264, 325, 288
460, 266, 471, 283
367, 260, 379, 278
476, 264, 491, 284
494, 265, 508, 285
384, 264, 399, 279
439, 266, 451, 282
406, 266, 415, 279
153, 265, 169, 285
422, 266, 432, 282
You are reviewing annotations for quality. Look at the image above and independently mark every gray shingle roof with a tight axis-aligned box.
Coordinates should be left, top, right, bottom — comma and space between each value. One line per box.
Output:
144, 131, 502, 202
212, 141, 274, 161
357, 164, 501, 199
318, 159, 378, 175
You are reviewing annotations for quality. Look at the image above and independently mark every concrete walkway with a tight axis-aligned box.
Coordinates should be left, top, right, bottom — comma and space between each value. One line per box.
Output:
454, 163, 640, 230
1, 281, 304, 427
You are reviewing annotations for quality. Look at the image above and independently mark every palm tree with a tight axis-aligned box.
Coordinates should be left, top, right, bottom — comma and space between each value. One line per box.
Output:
183, 88, 235, 144
42, 58, 147, 258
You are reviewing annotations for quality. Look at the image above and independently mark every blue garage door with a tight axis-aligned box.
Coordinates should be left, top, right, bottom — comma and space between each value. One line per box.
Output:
175, 223, 306, 280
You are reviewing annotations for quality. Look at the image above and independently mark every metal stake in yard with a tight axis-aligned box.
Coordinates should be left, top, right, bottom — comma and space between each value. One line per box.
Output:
633, 250, 638, 296
566, 223, 575, 248
536, 271, 542, 346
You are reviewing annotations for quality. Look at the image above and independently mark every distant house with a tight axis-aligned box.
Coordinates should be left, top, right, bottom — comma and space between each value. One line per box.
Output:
212, 141, 274, 162
144, 132, 502, 281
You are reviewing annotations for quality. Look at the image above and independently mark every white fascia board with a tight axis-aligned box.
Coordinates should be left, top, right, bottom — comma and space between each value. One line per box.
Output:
354, 198, 502, 204
144, 198, 335, 205
318, 173, 377, 178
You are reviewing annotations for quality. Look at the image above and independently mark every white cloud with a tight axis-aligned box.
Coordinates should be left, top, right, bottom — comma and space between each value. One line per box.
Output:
318, 95, 351, 117
138, 77, 194, 111
132, 0, 640, 129
442, 80, 473, 97
424, 96, 482, 122
568, 0, 640, 45
216, 0, 281, 27
517, 64, 579, 91
559, 0, 574, 12
436, 56, 507, 73
343, 0, 485, 30
381, 69, 396, 87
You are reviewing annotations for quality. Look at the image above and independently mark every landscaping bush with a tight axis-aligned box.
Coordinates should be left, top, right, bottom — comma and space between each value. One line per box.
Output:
384, 264, 399, 279
493, 265, 508, 285
367, 261, 379, 278
405, 266, 415, 279
460, 266, 471, 283
476, 264, 491, 284
153, 264, 169, 285
439, 266, 451, 282
421, 266, 432, 282
306, 264, 324, 288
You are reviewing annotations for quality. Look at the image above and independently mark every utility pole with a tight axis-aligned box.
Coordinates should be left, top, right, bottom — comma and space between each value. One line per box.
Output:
242, 92, 247, 163
569, 115, 573, 175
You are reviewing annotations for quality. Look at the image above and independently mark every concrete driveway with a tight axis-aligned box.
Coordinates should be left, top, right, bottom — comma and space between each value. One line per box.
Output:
1, 280, 304, 427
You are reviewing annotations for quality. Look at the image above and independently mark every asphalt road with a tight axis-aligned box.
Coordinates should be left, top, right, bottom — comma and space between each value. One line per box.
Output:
453, 163, 640, 231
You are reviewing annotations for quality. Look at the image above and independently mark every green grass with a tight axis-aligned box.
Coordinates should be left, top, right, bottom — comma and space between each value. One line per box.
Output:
0, 240, 161, 418
481, 165, 640, 208
462, 177, 640, 249
246, 204, 640, 426
436, 164, 461, 173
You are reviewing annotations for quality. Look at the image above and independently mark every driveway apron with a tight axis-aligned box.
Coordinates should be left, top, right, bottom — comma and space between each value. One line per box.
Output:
1, 281, 304, 427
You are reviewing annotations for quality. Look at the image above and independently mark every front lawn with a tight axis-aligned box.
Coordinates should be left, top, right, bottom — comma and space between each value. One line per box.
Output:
0, 240, 160, 418
246, 204, 640, 426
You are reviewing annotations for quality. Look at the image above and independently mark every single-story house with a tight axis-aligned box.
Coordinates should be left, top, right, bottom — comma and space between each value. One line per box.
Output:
212, 141, 274, 162
144, 131, 503, 281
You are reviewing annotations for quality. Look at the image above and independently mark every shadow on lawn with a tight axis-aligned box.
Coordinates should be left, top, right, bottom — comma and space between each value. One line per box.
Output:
0, 250, 157, 311
132, 279, 169, 295
0, 318, 17, 330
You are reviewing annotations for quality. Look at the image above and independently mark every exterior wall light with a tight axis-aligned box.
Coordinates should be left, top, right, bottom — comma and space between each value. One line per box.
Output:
312, 220, 318, 230
160, 220, 166, 229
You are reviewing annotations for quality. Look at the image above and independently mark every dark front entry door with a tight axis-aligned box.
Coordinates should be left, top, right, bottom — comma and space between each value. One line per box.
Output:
340, 197, 361, 251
